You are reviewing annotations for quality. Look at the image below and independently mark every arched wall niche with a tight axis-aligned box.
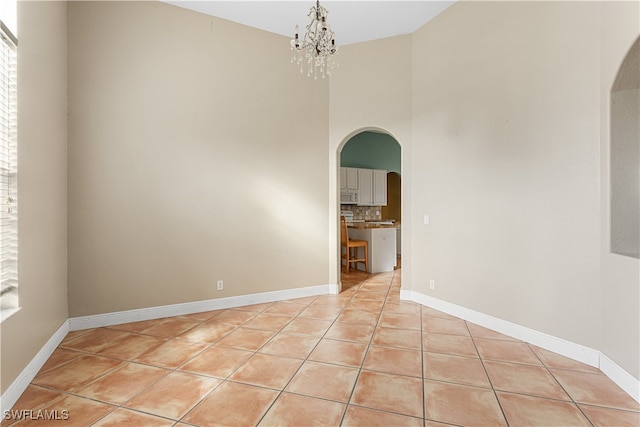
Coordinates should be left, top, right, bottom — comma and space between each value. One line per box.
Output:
610, 36, 640, 259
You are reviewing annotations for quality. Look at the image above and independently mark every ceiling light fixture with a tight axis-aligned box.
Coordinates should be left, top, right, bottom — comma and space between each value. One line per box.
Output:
290, 0, 338, 79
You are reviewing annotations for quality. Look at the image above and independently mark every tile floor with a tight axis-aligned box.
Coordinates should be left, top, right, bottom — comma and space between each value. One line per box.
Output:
4, 270, 639, 426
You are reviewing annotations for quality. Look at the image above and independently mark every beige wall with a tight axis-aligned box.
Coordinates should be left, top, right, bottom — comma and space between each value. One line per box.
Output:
411, 1, 604, 348
407, 0, 640, 379
67, 1, 329, 316
600, 2, 640, 378
1, 1, 69, 394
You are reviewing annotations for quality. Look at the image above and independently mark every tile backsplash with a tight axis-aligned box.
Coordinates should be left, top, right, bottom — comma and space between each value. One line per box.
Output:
340, 206, 382, 221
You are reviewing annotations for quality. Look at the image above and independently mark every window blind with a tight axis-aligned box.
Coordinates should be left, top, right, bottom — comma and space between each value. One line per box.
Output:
0, 20, 17, 310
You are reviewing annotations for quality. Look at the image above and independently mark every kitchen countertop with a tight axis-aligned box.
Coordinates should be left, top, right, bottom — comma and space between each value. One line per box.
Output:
347, 221, 398, 229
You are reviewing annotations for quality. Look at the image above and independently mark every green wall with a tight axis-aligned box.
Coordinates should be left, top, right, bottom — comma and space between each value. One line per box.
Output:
340, 131, 401, 173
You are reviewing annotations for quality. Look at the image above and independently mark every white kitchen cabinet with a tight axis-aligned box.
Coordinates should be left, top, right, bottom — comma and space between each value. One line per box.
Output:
357, 169, 373, 205
357, 168, 387, 206
340, 167, 358, 191
373, 169, 387, 206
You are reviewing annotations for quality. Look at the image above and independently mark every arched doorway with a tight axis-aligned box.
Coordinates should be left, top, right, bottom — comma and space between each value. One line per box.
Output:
338, 130, 402, 289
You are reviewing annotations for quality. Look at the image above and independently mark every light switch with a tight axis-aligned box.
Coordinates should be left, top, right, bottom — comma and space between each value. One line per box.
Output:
423, 215, 429, 225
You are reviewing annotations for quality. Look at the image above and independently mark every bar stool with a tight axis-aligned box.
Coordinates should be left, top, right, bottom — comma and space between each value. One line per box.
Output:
340, 215, 369, 273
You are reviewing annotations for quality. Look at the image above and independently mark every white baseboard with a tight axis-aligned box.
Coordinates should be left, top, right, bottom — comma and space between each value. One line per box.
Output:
1, 284, 336, 413
5, 285, 637, 413
600, 353, 640, 402
401, 290, 600, 366
69, 284, 336, 331
0, 320, 69, 414
401, 289, 640, 403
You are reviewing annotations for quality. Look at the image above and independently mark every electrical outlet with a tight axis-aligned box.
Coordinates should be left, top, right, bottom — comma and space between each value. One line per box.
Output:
429, 279, 435, 290
424, 215, 430, 225
217, 280, 224, 291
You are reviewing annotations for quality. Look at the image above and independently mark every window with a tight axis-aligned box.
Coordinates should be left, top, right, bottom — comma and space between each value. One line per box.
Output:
0, 19, 17, 310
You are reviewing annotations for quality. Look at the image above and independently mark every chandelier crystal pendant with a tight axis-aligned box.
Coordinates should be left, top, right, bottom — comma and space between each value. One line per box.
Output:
290, 0, 338, 79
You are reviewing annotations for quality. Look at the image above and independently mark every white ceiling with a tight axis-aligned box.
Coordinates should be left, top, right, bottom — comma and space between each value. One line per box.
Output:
163, 1, 455, 45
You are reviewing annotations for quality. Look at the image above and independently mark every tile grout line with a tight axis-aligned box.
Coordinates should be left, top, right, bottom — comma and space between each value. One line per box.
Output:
465, 320, 511, 427
43, 345, 172, 425
122, 312, 246, 424
420, 300, 427, 423
27, 280, 371, 425
99, 317, 229, 426
23, 274, 638, 426
174, 301, 304, 425
52, 306, 272, 425
471, 332, 609, 421
338, 271, 393, 426
527, 342, 596, 427
180, 298, 326, 426
252, 272, 367, 427
31, 280, 453, 426
174, 284, 369, 425
58, 341, 205, 425
341, 272, 427, 422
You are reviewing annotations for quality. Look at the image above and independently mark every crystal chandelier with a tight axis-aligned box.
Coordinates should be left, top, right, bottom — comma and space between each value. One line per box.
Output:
290, 0, 338, 79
